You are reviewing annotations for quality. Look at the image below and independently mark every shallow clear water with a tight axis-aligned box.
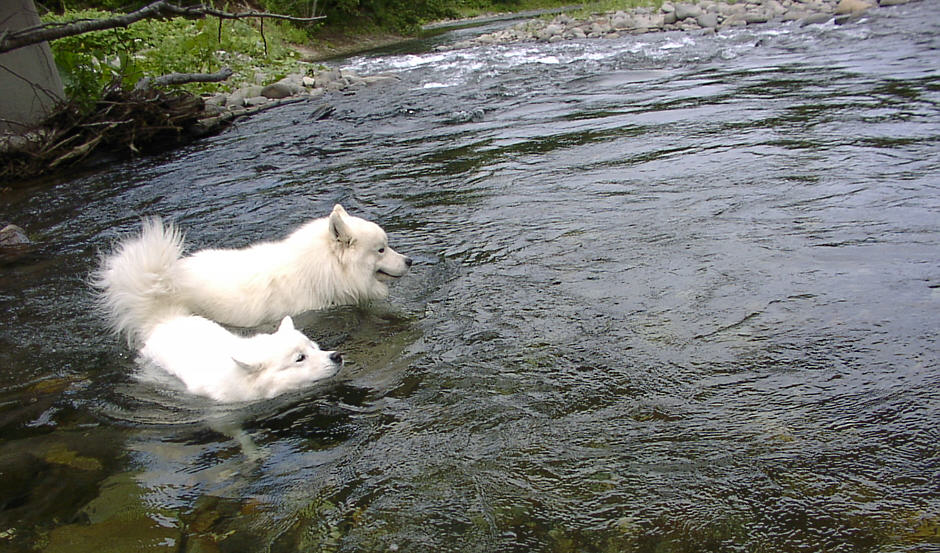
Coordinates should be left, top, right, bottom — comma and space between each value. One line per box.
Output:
1, 3, 938, 551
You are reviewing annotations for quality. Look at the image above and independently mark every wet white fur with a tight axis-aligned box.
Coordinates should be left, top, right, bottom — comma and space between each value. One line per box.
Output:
171, 204, 411, 327
93, 219, 341, 402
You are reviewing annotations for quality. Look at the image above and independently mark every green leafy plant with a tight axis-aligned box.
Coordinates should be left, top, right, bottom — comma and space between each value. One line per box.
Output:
42, 8, 309, 106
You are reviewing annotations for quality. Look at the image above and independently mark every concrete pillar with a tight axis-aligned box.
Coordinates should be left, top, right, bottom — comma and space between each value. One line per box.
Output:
0, 0, 66, 134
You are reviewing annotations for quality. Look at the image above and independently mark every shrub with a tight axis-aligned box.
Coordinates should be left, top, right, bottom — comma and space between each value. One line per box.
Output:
42, 9, 308, 106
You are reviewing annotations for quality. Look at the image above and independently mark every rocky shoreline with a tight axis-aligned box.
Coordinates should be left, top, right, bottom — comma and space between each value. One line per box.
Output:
446, 0, 911, 49
193, 68, 400, 133
202, 0, 912, 116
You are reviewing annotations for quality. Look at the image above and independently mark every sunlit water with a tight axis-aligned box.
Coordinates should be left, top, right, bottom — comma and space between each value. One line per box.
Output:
1, 3, 938, 551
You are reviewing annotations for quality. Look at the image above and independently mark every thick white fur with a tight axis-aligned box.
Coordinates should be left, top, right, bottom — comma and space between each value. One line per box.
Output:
172, 204, 411, 327
93, 219, 342, 402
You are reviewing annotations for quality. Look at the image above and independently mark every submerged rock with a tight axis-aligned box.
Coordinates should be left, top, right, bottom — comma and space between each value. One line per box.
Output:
0, 223, 29, 247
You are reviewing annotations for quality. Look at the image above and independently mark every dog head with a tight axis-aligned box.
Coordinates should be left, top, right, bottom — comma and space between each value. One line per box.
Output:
234, 316, 342, 399
329, 204, 412, 296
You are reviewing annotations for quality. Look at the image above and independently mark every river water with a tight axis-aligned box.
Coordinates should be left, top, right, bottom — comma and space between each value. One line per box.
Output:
1, 2, 938, 551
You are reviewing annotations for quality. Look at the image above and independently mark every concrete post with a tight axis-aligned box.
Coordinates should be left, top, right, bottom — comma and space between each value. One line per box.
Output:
0, 0, 66, 134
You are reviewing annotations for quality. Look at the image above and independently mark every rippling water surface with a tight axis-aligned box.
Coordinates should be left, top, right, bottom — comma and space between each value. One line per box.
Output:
1, 3, 938, 551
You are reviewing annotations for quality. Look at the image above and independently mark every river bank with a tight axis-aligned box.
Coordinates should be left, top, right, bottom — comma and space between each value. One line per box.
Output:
203, 0, 906, 120
444, 0, 905, 49
0, 0, 913, 185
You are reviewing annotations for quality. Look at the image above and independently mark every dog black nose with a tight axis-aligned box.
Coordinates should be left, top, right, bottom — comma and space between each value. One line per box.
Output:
405, 256, 413, 267
329, 351, 343, 364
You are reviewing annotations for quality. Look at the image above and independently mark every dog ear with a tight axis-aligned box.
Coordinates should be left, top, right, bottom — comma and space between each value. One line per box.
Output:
277, 316, 294, 333
232, 357, 261, 373
329, 205, 353, 246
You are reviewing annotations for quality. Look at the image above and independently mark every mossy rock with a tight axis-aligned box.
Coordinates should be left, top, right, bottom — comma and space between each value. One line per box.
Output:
43, 517, 181, 553
44, 473, 181, 553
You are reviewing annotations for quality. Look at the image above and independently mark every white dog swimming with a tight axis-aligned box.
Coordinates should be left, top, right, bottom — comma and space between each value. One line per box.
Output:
170, 204, 412, 327
94, 219, 342, 402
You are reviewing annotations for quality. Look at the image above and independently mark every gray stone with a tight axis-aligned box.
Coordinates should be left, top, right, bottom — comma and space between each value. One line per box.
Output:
782, 9, 810, 20
228, 85, 263, 107
261, 82, 295, 99
675, 3, 704, 20
313, 69, 341, 88
801, 12, 834, 24
591, 21, 613, 34
539, 24, 564, 39
767, 0, 789, 16
744, 10, 772, 23
0, 224, 29, 247
835, 0, 872, 13
611, 15, 633, 29
637, 14, 665, 30
697, 13, 720, 27
244, 96, 270, 107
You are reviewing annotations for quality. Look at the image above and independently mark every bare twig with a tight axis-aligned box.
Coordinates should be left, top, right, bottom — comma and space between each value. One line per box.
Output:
0, 1, 325, 54
134, 67, 233, 91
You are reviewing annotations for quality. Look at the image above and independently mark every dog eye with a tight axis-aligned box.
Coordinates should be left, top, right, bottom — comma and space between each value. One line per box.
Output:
378, 247, 385, 253
295, 353, 306, 363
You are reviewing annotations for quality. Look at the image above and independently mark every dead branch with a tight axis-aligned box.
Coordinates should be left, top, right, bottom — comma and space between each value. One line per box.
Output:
135, 67, 234, 91
0, 1, 325, 54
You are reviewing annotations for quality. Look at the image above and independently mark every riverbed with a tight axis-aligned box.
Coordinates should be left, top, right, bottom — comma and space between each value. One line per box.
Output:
1, 2, 937, 551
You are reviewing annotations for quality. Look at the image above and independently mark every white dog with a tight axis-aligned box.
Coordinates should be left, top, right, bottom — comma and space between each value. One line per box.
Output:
94, 219, 342, 402
171, 204, 411, 327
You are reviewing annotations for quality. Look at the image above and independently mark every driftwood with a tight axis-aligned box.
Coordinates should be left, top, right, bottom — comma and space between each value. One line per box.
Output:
0, 87, 208, 182
0, 1, 325, 54
0, 61, 243, 182
135, 67, 234, 91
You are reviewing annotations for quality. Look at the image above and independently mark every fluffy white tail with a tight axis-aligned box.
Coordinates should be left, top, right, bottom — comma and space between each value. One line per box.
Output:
92, 218, 188, 345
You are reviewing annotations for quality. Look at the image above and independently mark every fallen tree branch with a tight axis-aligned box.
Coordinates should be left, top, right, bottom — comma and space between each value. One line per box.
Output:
135, 67, 234, 91
0, 1, 325, 54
